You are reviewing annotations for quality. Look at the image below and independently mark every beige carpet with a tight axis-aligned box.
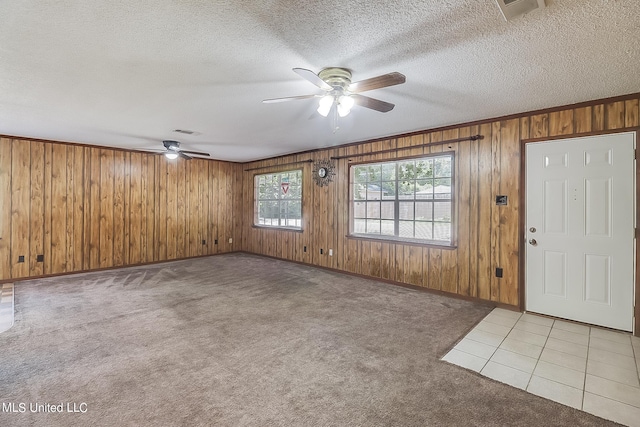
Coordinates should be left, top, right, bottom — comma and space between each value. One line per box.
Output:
0, 253, 618, 426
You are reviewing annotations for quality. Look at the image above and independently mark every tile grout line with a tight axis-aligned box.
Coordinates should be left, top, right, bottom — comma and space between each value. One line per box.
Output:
581, 326, 592, 411
524, 318, 553, 391
632, 336, 640, 384
480, 309, 522, 374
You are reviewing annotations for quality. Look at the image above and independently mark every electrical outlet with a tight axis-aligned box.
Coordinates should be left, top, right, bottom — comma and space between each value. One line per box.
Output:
228, 238, 233, 244
320, 248, 323, 255
329, 249, 333, 256
18, 255, 25, 263
202, 239, 206, 245
496, 267, 503, 278
303, 246, 307, 252
214, 239, 218, 245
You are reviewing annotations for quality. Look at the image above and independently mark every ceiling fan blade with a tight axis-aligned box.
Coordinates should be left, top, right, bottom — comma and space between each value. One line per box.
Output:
178, 152, 193, 160
292, 68, 332, 91
352, 94, 395, 113
180, 150, 210, 157
263, 94, 320, 104
348, 72, 406, 94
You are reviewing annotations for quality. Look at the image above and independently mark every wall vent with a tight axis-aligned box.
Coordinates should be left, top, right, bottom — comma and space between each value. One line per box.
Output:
495, 0, 546, 21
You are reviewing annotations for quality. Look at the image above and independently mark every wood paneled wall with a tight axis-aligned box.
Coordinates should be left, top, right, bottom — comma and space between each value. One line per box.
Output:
0, 138, 241, 281
1, 94, 637, 304
239, 95, 640, 307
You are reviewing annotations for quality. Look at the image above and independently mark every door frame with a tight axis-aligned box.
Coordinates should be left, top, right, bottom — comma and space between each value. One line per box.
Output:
520, 129, 639, 336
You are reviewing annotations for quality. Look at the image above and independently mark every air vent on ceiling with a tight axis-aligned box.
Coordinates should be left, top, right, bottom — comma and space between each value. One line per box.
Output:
495, 0, 546, 21
173, 129, 198, 135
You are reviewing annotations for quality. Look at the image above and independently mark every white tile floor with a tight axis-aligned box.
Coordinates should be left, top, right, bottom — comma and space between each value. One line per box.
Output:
442, 308, 640, 427
0, 283, 14, 333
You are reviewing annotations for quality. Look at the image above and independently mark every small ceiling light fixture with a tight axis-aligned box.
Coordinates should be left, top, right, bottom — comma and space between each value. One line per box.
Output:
317, 95, 334, 117
164, 152, 179, 160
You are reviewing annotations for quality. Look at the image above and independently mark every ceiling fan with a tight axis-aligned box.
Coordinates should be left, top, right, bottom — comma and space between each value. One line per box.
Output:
263, 67, 406, 118
157, 140, 210, 160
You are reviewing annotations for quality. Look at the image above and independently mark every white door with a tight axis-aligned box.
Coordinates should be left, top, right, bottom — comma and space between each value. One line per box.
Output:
526, 132, 635, 331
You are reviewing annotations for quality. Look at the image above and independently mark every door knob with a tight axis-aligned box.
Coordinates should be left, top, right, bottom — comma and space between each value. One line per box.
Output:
529, 239, 537, 246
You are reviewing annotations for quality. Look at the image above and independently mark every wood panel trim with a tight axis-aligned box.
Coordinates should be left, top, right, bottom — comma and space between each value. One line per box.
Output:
0, 135, 242, 164
522, 127, 640, 144
330, 135, 482, 159
244, 159, 313, 171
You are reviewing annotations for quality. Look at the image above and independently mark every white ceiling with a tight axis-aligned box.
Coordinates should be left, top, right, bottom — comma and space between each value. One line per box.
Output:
0, 0, 638, 162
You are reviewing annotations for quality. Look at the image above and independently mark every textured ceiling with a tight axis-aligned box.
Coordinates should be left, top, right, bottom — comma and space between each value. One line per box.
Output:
0, 0, 638, 162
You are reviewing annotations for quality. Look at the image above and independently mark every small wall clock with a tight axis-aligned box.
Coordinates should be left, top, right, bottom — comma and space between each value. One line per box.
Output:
312, 159, 336, 187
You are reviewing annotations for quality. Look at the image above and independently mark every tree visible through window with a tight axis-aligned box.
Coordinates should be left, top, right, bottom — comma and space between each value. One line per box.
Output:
350, 154, 454, 245
254, 170, 302, 229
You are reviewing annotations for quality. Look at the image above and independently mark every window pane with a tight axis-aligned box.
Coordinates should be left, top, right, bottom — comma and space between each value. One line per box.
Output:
397, 160, 416, 181
381, 220, 395, 235
353, 201, 366, 219
369, 164, 382, 182
434, 178, 451, 199
380, 201, 394, 220
381, 163, 396, 180
353, 219, 366, 233
366, 202, 380, 219
415, 159, 434, 179
353, 166, 368, 184
365, 183, 385, 200
399, 202, 414, 220
380, 181, 396, 198
415, 221, 433, 240
399, 221, 414, 238
366, 219, 380, 234
398, 180, 415, 198
415, 181, 433, 199
415, 202, 433, 220
435, 156, 452, 178
434, 201, 451, 222
353, 183, 365, 200
433, 222, 451, 241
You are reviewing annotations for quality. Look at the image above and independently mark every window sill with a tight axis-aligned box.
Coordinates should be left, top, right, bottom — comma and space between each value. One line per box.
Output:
252, 225, 303, 233
347, 233, 456, 249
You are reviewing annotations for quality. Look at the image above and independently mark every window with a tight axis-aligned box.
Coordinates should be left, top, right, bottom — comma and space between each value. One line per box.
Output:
254, 169, 302, 229
350, 153, 454, 245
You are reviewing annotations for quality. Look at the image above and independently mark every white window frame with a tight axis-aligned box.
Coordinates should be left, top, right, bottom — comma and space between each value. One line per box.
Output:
254, 169, 303, 230
349, 153, 455, 246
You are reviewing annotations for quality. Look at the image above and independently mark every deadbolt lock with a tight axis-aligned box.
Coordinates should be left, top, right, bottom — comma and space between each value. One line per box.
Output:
529, 227, 536, 233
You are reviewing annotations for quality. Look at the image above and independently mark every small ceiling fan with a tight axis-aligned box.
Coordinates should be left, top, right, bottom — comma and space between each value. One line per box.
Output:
157, 140, 210, 160
263, 67, 406, 118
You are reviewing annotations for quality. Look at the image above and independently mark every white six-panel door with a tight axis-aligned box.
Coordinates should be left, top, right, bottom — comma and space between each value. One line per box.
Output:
525, 132, 635, 331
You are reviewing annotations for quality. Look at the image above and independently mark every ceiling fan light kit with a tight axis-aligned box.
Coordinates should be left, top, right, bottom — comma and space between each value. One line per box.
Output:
337, 95, 355, 117
159, 140, 211, 160
264, 67, 406, 127
317, 95, 334, 117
